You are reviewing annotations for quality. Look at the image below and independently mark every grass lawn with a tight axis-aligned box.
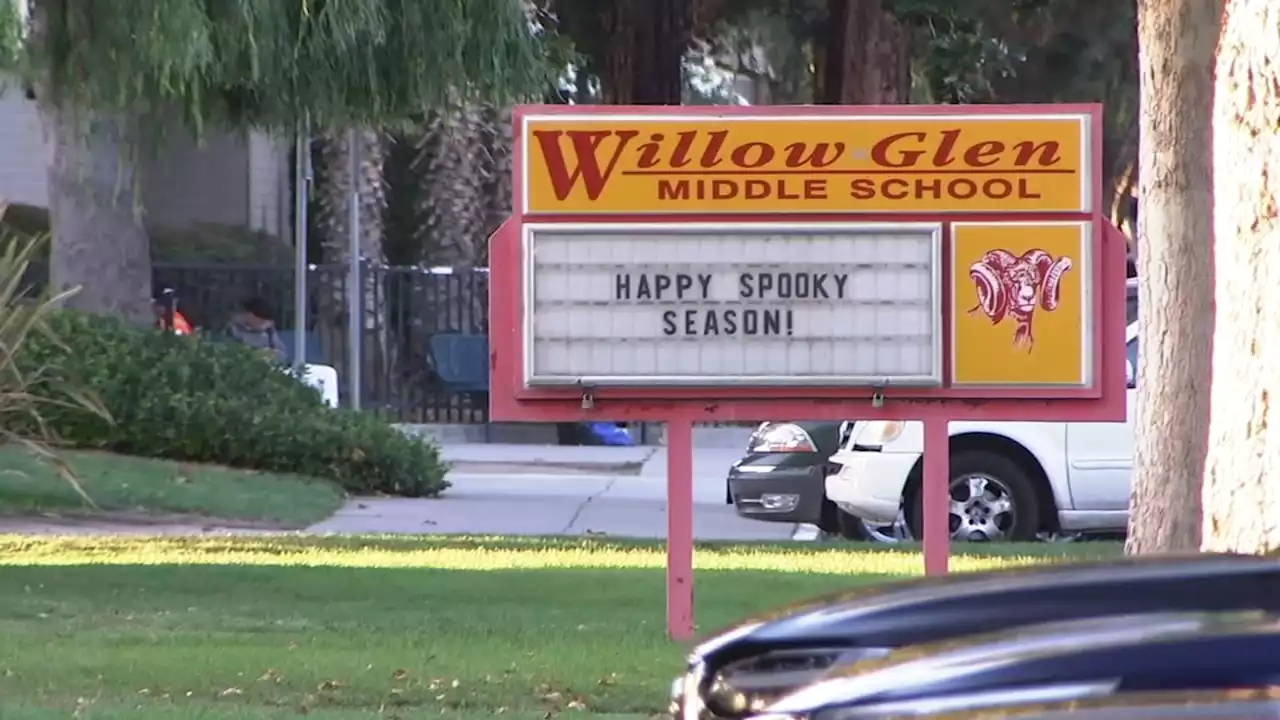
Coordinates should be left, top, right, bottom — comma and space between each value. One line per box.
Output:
0, 534, 1122, 719
0, 445, 345, 527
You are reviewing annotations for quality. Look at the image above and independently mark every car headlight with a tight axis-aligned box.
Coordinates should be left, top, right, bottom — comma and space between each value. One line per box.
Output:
852, 421, 903, 450
670, 665, 706, 720
750, 423, 818, 453
703, 647, 890, 718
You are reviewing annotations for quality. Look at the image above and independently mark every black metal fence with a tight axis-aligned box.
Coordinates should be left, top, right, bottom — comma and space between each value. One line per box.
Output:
157, 262, 490, 422
24, 261, 490, 422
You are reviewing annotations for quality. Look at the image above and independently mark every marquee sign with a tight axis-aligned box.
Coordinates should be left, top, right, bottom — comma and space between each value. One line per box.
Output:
495, 104, 1123, 401
523, 223, 942, 387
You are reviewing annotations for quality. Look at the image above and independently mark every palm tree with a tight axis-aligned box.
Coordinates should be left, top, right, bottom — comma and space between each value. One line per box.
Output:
311, 128, 390, 405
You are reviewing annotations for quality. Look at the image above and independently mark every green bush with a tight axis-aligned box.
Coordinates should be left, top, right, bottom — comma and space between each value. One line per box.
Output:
17, 311, 449, 497
2, 203, 295, 264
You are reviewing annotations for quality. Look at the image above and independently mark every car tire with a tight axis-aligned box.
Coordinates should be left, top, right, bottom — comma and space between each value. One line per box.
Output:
820, 499, 874, 541
835, 506, 873, 541
906, 450, 1041, 542
820, 500, 902, 543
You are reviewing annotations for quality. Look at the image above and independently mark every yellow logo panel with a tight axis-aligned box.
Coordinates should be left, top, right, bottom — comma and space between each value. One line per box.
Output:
951, 222, 1090, 386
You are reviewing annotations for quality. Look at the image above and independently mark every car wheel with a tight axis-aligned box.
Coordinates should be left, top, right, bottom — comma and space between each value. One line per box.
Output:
907, 450, 1041, 542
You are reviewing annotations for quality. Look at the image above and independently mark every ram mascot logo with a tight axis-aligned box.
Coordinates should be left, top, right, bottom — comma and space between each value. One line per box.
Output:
968, 249, 1073, 351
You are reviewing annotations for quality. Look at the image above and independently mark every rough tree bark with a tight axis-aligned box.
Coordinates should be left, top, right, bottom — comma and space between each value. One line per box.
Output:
31, 0, 152, 323
422, 104, 488, 266
595, 0, 692, 104
316, 129, 387, 264
313, 128, 388, 406
40, 111, 154, 324
481, 103, 514, 261
1201, 0, 1280, 554
819, 0, 909, 104
1124, 0, 1219, 554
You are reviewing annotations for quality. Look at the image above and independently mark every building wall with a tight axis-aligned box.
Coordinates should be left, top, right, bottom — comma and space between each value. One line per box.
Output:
0, 83, 53, 207
0, 81, 289, 239
141, 124, 251, 228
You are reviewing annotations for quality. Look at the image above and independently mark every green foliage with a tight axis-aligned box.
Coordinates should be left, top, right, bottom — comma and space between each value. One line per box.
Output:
15, 311, 449, 497
685, 0, 1134, 110
0, 0, 21, 75
26, 0, 554, 134
1, 203, 294, 264
0, 226, 113, 505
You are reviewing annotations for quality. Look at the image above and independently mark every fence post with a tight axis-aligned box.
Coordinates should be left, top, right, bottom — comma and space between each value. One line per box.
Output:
293, 117, 311, 373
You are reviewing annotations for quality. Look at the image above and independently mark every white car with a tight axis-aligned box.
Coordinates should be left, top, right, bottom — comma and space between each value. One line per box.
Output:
826, 319, 1139, 542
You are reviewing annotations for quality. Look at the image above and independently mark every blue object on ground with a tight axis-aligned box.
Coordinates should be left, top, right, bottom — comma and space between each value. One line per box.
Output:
586, 422, 634, 446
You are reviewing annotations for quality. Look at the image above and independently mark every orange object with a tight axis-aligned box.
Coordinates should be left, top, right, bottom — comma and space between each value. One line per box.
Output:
159, 311, 194, 335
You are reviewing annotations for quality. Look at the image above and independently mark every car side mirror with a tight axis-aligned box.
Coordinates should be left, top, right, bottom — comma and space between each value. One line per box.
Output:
1125, 359, 1135, 388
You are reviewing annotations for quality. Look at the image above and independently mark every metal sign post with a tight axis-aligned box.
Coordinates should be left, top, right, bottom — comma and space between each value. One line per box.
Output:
489, 104, 1126, 641
293, 117, 311, 374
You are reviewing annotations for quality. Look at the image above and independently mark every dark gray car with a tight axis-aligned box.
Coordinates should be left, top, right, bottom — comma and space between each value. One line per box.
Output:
726, 422, 898, 541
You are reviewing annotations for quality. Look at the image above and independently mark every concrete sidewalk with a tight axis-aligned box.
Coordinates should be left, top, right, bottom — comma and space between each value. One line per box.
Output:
308, 479, 795, 540
306, 443, 799, 540
440, 443, 658, 473
440, 444, 747, 506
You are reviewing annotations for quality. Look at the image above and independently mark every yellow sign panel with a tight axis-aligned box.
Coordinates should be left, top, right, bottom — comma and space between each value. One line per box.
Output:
522, 115, 1089, 215
951, 222, 1090, 386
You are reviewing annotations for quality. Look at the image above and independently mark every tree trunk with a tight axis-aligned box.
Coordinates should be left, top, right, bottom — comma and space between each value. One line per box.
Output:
423, 104, 489, 267
1124, 0, 1219, 555
40, 108, 153, 323
26, 0, 152, 324
818, 0, 909, 104
316, 129, 387, 264
594, 0, 692, 104
481, 103, 514, 261
1201, 0, 1280, 554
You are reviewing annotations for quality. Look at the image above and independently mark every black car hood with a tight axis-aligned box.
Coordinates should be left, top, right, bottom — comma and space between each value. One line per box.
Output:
691, 554, 1280, 663
768, 612, 1280, 714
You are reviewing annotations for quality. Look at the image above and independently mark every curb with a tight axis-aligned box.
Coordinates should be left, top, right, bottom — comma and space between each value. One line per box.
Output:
447, 460, 647, 475
396, 423, 754, 449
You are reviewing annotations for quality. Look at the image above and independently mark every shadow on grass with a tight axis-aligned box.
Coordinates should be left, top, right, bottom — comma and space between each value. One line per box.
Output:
0, 533, 1127, 718
0, 563, 876, 717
